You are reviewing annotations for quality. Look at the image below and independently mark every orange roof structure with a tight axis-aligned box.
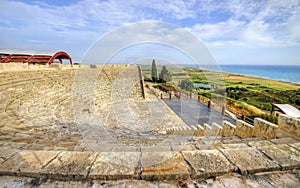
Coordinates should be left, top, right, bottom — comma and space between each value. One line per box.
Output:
0, 49, 72, 65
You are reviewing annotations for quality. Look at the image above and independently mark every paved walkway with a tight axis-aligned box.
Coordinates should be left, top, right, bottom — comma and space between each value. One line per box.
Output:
162, 98, 236, 126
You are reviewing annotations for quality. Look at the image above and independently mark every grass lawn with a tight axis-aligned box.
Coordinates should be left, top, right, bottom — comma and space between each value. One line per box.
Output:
141, 65, 300, 121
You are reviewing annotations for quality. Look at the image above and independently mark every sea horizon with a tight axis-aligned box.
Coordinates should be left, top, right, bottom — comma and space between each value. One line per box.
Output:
92, 63, 300, 85
181, 64, 300, 85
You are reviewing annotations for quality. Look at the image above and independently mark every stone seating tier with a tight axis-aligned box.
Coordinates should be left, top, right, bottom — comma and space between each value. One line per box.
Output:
0, 64, 299, 183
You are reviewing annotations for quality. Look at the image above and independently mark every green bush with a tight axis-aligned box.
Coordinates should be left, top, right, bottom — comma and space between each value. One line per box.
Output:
198, 91, 211, 99
248, 114, 278, 124
295, 98, 300, 105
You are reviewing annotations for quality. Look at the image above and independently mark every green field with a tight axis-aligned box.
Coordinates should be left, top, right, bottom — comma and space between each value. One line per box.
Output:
142, 65, 300, 121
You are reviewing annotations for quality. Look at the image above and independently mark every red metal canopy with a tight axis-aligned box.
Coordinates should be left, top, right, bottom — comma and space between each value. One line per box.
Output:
0, 49, 72, 65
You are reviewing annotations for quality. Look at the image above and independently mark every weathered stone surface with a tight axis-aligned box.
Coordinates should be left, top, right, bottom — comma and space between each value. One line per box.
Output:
182, 150, 234, 178
204, 123, 222, 136
254, 118, 278, 140
221, 148, 280, 174
171, 144, 197, 151
235, 120, 254, 138
290, 142, 300, 151
112, 146, 140, 152
0, 149, 18, 163
220, 137, 242, 144
278, 114, 300, 139
41, 151, 97, 180
248, 140, 274, 148
220, 174, 264, 187
89, 152, 140, 180
221, 121, 236, 137
0, 175, 91, 188
270, 137, 298, 144
1, 171, 300, 187
194, 144, 218, 150
257, 144, 300, 170
221, 143, 249, 149
94, 179, 161, 188
0, 150, 60, 177
142, 146, 171, 152
257, 171, 300, 188
141, 152, 189, 180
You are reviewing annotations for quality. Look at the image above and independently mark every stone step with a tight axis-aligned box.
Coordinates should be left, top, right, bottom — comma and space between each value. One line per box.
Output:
165, 116, 290, 141
0, 141, 299, 181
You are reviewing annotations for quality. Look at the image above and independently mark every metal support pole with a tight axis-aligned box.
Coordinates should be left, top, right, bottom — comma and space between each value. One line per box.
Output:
208, 100, 211, 108
222, 106, 225, 115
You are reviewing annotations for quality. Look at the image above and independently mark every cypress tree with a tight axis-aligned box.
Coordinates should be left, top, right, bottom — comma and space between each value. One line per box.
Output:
151, 59, 157, 82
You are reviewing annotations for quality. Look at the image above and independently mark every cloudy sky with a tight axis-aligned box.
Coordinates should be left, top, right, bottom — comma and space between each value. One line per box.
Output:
0, 0, 300, 65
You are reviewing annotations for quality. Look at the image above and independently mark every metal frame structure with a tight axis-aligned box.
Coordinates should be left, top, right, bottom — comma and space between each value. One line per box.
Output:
0, 49, 72, 65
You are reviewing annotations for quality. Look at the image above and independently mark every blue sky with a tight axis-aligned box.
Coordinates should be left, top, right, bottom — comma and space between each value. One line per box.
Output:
0, 0, 300, 65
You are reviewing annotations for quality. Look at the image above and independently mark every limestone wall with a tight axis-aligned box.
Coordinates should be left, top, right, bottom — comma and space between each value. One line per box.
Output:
278, 114, 300, 139
254, 118, 278, 139
235, 120, 254, 138
221, 121, 236, 137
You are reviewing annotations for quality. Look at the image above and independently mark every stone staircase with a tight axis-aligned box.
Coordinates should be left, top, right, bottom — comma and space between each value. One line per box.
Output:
166, 114, 300, 141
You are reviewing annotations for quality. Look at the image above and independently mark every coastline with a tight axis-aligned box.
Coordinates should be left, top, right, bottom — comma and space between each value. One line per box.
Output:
219, 65, 300, 85
179, 64, 300, 85
177, 66, 300, 91
221, 71, 300, 89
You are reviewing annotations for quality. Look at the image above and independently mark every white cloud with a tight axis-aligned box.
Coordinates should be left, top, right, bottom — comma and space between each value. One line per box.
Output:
187, 0, 300, 48
0, 0, 299, 64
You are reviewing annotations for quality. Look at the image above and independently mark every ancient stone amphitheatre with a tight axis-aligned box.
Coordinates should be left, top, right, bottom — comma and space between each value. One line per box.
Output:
0, 63, 299, 187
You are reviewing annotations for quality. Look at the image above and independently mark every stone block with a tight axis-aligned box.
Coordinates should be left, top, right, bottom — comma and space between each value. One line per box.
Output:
242, 137, 262, 143
182, 150, 234, 178
0, 150, 60, 177
112, 147, 140, 152
195, 144, 220, 150
248, 140, 274, 148
220, 175, 263, 187
220, 137, 242, 144
257, 171, 300, 188
221, 143, 249, 149
204, 123, 221, 136
141, 146, 171, 152
141, 152, 189, 180
0, 149, 18, 164
270, 137, 298, 145
290, 142, 300, 151
257, 144, 300, 170
221, 148, 280, 174
194, 124, 205, 136
235, 120, 254, 138
221, 121, 236, 137
89, 152, 140, 180
254, 118, 278, 140
278, 114, 300, 139
171, 144, 197, 151
41, 151, 97, 180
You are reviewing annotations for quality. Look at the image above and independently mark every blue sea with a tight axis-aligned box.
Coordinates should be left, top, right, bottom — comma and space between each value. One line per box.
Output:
183, 64, 300, 84
218, 65, 300, 84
